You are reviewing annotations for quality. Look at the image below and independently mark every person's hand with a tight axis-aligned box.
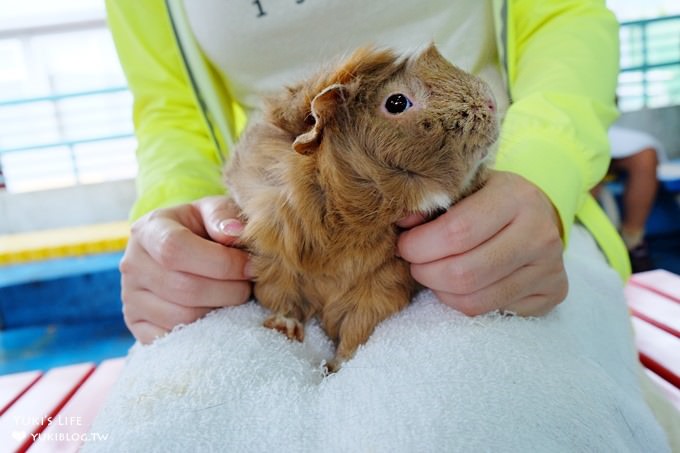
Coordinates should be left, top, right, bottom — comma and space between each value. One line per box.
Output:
119, 196, 252, 344
397, 170, 568, 316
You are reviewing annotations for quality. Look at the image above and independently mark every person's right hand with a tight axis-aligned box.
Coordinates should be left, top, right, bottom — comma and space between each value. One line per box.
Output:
119, 196, 253, 344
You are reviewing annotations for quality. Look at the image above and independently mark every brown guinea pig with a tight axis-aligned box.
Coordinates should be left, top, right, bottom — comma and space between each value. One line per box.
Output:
224, 44, 498, 370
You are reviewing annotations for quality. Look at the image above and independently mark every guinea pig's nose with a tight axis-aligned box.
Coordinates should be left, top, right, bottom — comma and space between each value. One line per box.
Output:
470, 97, 496, 115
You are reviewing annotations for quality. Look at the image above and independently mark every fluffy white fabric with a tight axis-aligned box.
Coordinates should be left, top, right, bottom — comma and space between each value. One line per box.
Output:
87, 226, 669, 452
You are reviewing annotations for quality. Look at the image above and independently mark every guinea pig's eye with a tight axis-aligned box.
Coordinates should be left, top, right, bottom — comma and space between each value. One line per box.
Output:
384, 93, 413, 115
304, 113, 316, 126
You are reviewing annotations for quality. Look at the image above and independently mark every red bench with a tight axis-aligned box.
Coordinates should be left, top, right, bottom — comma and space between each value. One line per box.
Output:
0, 270, 678, 452
626, 269, 680, 411
0, 359, 124, 453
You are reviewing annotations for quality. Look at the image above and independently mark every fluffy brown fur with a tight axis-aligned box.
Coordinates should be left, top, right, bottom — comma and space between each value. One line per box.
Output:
224, 44, 498, 370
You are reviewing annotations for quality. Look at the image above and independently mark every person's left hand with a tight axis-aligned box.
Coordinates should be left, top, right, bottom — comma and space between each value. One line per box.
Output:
397, 170, 569, 316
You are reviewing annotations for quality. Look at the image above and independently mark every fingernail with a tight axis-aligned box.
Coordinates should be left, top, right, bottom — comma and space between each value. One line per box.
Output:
243, 259, 255, 279
219, 219, 244, 236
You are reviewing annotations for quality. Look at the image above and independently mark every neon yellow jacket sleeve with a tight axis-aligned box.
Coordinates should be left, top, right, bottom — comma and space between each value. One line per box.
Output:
106, 0, 226, 220
494, 0, 630, 279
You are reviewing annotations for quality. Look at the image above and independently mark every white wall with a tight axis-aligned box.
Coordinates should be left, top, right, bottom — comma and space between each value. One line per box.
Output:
0, 178, 135, 234
617, 105, 680, 159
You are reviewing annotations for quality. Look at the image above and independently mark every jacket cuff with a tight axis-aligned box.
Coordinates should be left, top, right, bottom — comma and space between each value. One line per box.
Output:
492, 128, 591, 245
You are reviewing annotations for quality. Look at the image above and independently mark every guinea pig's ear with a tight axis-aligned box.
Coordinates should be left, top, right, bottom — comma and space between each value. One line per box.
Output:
416, 42, 451, 71
293, 84, 347, 155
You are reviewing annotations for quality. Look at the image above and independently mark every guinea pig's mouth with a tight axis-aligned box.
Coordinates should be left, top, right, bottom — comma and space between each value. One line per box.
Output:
446, 117, 499, 149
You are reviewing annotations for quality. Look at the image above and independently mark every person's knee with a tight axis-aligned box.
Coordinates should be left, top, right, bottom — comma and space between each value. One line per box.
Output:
633, 147, 659, 172
615, 147, 658, 177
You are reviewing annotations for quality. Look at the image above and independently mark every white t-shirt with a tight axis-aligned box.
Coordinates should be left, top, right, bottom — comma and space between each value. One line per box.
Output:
184, 0, 509, 117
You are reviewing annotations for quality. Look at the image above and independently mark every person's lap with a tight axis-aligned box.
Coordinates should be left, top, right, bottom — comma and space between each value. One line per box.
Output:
86, 225, 669, 452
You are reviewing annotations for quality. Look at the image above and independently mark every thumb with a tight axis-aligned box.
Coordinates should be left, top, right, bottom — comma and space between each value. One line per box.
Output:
396, 212, 427, 229
215, 218, 245, 246
193, 196, 245, 246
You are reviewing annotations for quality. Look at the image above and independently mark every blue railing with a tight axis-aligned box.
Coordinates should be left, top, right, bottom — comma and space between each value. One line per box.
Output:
0, 86, 136, 191
0, 86, 134, 155
0, 86, 129, 108
618, 15, 680, 111
1, 133, 135, 154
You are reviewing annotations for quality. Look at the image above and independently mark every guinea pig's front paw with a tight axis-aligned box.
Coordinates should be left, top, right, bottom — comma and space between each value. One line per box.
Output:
324, 357, 345, 374
263, 314, 305, 342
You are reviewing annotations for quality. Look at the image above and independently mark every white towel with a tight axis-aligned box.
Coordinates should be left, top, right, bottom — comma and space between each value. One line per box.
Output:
87, 226, 669, 452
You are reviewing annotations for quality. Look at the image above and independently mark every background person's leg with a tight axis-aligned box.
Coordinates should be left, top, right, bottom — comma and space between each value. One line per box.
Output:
612, 147, 659, 272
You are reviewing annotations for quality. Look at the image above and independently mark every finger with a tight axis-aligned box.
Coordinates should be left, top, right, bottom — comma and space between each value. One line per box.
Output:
396, 212, 427, 229
193, 196, 245, 246
127, 321, 168, 345
123, 288, 214, 331
501, 263, 568, 316
397, 182, 516, 264
140, 217, 252, 280
121, 240, 252, 308
215, 219, 245, 247
136, 258, 252, 308
409, 220, 551, 294
502, 294, 563, 317
434, 263, 559, 316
